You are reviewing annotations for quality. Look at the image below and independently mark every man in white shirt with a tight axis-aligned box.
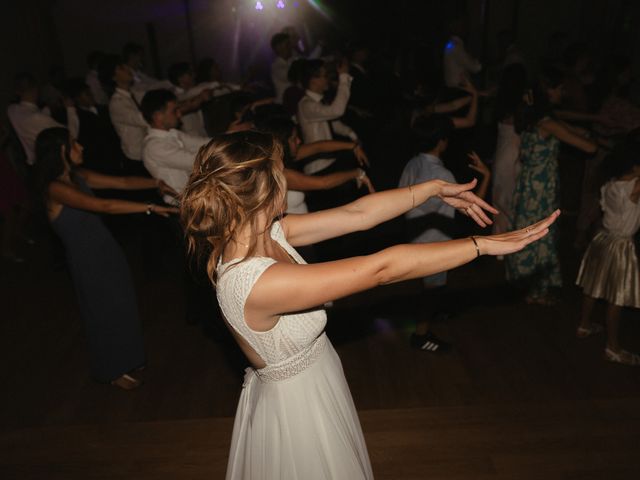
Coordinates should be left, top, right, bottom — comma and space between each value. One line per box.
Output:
271, 33, 295, 104
122, 42, 174, 103
7, 73, 77, 166
140, 88, 219, 328
167, 62, 213, 138
271, 31, 322, 105
443, 19, 482, 88
99, 55, 149, 172
297, 59, 358, 175
140, 89, 209, 204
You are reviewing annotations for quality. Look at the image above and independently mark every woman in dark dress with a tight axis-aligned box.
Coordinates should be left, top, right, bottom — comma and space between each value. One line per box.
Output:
34, 127, 178, 389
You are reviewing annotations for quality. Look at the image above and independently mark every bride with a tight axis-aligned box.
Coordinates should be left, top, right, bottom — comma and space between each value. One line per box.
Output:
180, 130, 559, 479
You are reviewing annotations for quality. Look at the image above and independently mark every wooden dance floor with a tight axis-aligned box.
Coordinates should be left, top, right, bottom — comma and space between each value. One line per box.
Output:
3, 398, 640, 479
2, 215, 640, 478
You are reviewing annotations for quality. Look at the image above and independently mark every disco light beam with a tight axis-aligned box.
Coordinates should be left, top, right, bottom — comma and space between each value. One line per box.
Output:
307, 0, 334, 20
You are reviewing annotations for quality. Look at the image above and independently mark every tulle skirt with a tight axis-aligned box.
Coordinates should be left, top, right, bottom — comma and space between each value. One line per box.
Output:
226, 335, 373, 479
576, 230, 640, 308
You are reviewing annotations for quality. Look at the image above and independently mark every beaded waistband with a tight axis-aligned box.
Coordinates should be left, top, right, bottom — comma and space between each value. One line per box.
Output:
254, 333, 328, 383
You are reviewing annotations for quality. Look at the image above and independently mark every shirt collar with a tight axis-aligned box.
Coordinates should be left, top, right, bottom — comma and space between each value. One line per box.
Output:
305, 90, 324, 102
147, 127, 179, 139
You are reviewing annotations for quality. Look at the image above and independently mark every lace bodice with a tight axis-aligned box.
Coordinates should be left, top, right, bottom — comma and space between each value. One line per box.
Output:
216, 221, 327, 367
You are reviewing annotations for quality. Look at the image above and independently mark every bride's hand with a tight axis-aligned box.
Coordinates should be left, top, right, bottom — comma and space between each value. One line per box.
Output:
433, 179, 499, 228
476, 210, 561, 256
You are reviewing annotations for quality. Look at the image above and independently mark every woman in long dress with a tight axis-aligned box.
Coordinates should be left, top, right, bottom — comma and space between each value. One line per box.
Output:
180, 130, 559, 479
492, 63, 527, 234
35, 127, 177, 389
506, 68, 597, 305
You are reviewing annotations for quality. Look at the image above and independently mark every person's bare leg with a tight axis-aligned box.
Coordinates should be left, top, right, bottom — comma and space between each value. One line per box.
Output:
605, 303, 622, 352
578, 294, 596, 330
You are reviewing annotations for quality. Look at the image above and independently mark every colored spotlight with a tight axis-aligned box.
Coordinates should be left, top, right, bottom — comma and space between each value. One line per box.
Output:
277, 0, 285, 8
255, 1, 264, 10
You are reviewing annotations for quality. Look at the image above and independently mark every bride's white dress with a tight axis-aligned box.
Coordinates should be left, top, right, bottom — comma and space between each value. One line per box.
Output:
216, 221, 373, 480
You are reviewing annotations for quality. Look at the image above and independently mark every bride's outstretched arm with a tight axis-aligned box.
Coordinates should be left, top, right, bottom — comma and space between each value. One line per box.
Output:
282, 178, 498, 247
244, 211, 560, 331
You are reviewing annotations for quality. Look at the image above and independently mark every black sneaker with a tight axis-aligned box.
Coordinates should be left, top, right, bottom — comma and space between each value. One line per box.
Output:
410, 332, 452, 354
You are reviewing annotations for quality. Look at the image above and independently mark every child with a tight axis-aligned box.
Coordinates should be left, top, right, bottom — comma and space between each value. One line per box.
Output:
576, 133, 640, 365
399, 115, 490, 353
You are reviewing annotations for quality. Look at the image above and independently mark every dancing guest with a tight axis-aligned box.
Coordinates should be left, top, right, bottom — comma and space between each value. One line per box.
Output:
399, 115, 490, 353
492, 63, 527, 234
34, 127, 177, 389
141, 89, 209, 203
99, 55, 150, 175
576, 135, 640, 365
167, 62, 212, 138
297, 58, 358, 175
443, 17, 482, 88
7, 73, 77, 166
180, 130, 559, 479
122, 42, 172, 96
271, 33, 295, 104
256, 115, 372, 215
506, 68, 597, 305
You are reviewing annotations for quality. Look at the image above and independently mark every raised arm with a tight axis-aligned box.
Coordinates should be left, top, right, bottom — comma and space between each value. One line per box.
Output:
245, 211, 559, 330
48, 180, 177, 216
451, 80, 478, 129
554, 110, 604, 124
285, 168, 368, 192
298, 72, 352, 122
296, 140, 369, 167
432, 95, 472, 115
77, 169, 155, 190
76, 169, 176, 199
539, 118, 598, 153
281, 179, 497, 247
296, 140, 357, 160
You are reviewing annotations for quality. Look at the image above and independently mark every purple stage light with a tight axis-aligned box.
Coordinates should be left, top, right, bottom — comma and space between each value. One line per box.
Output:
277, 0, 285, 8
255, 1, 264, 10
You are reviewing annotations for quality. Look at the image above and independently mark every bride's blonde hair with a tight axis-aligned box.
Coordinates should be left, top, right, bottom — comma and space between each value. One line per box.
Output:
180, 130, 286, 283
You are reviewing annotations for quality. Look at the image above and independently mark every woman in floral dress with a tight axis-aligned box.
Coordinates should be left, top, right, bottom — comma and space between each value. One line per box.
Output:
506, 68, 598, 304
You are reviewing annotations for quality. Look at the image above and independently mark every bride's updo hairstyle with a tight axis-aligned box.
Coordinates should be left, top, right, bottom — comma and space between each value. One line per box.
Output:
181, 130, 286, 283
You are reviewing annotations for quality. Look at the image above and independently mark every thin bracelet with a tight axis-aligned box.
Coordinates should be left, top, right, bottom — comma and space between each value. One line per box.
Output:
409, 185, 415, 209
470, 236, 480, 258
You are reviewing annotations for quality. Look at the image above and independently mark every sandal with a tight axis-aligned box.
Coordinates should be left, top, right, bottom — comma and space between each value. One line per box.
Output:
576, 323, 604, 339
111, 373, 142, 390
604, 348, 640, 366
